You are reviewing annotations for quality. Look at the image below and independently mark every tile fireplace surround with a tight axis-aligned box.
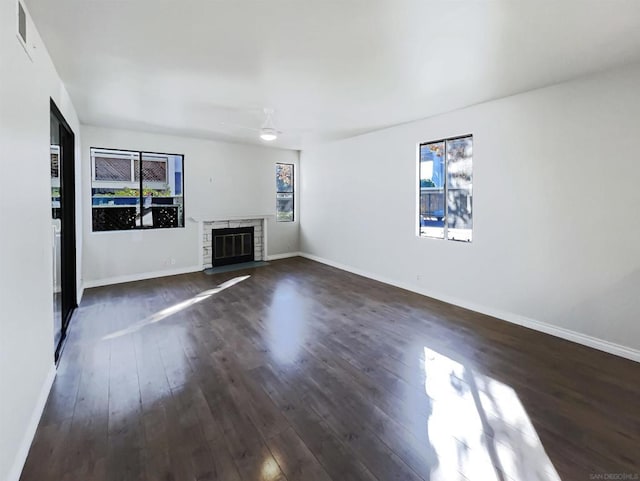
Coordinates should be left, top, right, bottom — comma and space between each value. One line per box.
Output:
201, 217, 266, 269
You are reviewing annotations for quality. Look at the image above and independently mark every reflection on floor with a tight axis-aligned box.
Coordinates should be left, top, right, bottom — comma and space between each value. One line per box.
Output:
53, 291, 61, 350
21, 257, 640, 481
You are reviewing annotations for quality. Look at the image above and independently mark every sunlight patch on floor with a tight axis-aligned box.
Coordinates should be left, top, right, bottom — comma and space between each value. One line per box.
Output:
102, 275, 250, 340
423, 347, 561, 481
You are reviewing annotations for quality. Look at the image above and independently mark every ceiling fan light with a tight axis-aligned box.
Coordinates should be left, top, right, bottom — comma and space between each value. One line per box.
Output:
260, 128, 277, 141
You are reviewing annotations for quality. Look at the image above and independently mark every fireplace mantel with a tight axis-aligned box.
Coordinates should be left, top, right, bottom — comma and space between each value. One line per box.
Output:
190, 214, 274, 223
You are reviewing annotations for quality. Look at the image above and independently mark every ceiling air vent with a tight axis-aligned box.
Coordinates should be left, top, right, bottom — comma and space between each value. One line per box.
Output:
18, 2, 26, 43
16, 1, 32, 60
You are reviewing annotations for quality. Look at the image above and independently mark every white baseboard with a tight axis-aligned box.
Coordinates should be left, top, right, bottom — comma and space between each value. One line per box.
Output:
8, 363, 57, 481
299, 252, 640, 363
266, 251, 301, 261
83, 265, 202, 289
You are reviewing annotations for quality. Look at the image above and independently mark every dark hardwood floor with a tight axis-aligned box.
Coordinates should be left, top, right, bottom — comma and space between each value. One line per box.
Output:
21, 257, 640, 481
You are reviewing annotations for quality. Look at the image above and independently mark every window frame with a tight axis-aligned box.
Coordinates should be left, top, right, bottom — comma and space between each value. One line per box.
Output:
90, 146, 185, 232
417, 134, 473, 242
275, 162, 295, 222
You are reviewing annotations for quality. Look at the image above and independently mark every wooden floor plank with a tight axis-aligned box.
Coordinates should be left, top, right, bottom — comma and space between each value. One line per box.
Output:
19, 257, 640, 481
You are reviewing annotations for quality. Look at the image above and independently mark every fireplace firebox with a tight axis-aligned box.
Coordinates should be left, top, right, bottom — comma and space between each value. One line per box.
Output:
211, 227, 255, 267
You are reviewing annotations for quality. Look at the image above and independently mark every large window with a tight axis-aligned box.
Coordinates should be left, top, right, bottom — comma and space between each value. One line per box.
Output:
91, 148, 184, 231
419, 135, 472, 242
276, 163, 294, 222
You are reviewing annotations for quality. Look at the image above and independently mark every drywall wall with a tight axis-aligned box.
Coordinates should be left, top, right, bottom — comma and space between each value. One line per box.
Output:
0, 0, 82, 479
300, 64, 640, 356
81, 126, 299, 285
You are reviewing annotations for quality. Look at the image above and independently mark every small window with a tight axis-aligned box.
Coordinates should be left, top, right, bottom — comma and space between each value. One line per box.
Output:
419, 135, 472, 242
91, 148, 184, 231
276, 163, 294, 222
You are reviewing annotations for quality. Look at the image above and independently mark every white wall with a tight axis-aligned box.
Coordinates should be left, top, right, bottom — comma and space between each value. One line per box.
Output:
300, 64, 640, 356
81, 126, 299, 285
0, 0, 83, 479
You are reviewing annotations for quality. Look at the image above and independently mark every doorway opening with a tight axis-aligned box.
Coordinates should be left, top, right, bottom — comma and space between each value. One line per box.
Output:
51, 99, 77, 362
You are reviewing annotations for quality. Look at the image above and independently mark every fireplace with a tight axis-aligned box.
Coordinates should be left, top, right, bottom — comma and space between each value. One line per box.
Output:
211, 226, 255, 267
202, 218, 265, 269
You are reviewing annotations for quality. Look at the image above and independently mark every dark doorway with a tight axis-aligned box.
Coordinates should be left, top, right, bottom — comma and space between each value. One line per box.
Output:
212, 227, 255, 267
51, 99, 77, 362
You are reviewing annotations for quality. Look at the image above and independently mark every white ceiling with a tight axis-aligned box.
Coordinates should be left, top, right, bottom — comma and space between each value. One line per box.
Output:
26, 0, 640, 150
